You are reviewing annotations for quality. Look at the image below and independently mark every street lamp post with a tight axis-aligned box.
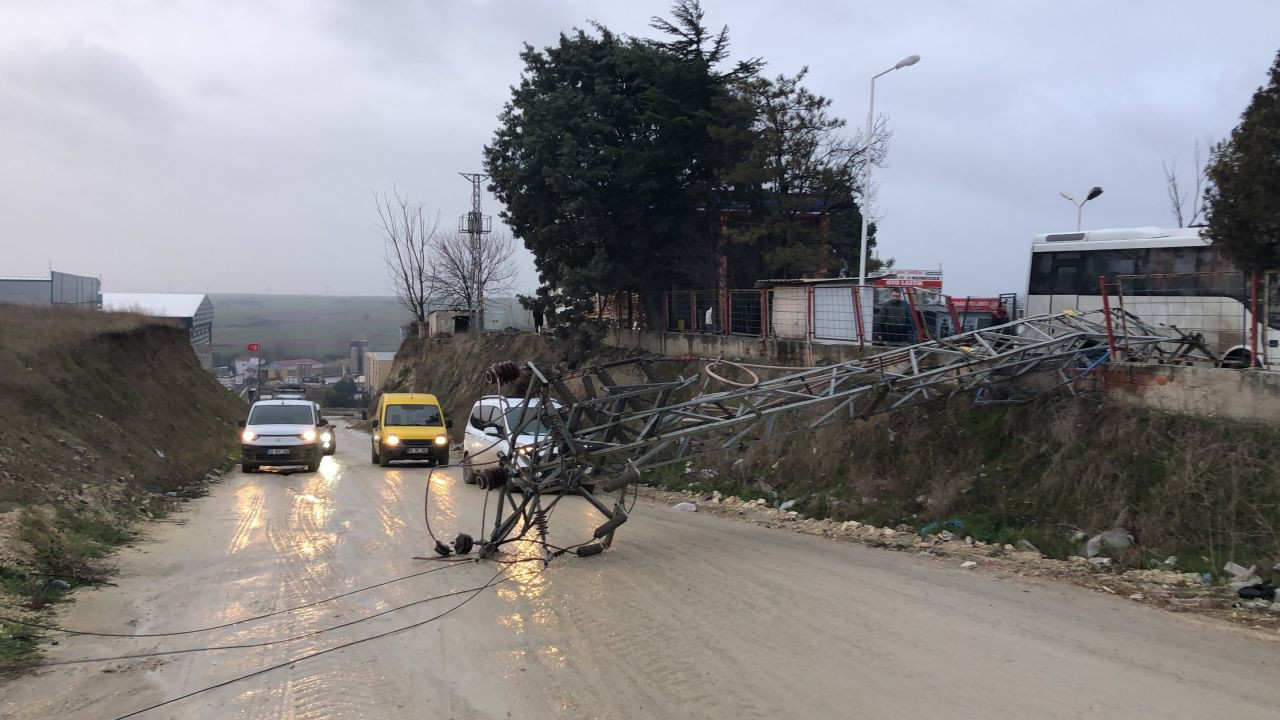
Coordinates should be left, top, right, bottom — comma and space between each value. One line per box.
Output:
1060, 186, 1104, 231
858, 54, 920, 288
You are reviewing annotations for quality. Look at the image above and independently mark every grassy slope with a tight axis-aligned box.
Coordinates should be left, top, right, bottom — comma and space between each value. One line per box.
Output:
210, 294, 405, 362
0, 305, 245, 673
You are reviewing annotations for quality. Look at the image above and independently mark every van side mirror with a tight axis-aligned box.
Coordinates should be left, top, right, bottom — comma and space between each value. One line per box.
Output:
483, 426, 500, 437
316, 419, 326, 427
446, 419, 454, 428
237, 420, 246, 428
371, 420, 380, 429
361, 410, 368, 420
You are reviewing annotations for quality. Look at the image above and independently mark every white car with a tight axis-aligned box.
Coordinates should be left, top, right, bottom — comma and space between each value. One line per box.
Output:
239, 399, 328, 473
461, 396, 563, 489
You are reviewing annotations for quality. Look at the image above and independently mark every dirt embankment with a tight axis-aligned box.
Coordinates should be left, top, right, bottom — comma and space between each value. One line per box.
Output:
0, 305, 244, 669
384, 331, 1280, 579
377, 328, 636, 422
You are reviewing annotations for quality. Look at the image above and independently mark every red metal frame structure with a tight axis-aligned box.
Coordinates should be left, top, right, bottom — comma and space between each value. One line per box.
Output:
945, 296, 962, 337
1250, 270, 1260, 368
1098, 276, 1120, 360
851, 286, 866, 347
720, 288, 730, 336
760, 289, 770, 338
904, 289, 928, 342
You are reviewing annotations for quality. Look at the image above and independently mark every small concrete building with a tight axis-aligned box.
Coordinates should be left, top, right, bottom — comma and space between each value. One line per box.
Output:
0, 270, 101, 308
103, 292, 214, 370
365, 351, 397, 391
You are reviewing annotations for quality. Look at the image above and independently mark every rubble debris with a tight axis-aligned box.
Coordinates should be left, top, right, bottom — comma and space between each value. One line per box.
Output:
1237, 583, 1277, 601
1224, 562, 1263, 590
672, 502, 698, 512
938, 530, 956, 542
1018, 539, 1042, 554
1085, 528, 1132, 558
779, 499, 797, 511
1088, 557, 1113, 568
960, 561, 978, 569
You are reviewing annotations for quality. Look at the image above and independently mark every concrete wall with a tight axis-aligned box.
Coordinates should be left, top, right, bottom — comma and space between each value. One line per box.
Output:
1077, 363, 1280, 424
605, 328, 871, 367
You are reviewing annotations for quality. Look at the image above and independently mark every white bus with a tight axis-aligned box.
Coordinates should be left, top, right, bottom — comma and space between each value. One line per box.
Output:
1026, 226, 1277, 368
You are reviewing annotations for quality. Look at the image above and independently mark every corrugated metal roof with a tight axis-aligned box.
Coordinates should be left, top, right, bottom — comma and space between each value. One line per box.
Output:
102, 292, 208, 318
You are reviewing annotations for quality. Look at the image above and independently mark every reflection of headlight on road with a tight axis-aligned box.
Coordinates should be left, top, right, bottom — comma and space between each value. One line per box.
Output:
383, 435, 400, 446
241, 430, 257, 442
301, 429, 317, 442
434, 435, 448, 446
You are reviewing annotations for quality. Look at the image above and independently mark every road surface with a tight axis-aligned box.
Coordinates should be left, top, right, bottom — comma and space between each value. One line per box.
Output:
2, 421, 1277, 719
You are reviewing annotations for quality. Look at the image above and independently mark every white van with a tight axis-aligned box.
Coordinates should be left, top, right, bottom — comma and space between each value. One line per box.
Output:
460, 396, 562, 489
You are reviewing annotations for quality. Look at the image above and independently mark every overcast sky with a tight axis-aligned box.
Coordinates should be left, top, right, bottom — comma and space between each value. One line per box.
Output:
2, 1, 1277, 297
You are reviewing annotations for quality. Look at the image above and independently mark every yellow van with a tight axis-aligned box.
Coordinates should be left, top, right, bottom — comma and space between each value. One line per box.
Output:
370, 393, 452, 467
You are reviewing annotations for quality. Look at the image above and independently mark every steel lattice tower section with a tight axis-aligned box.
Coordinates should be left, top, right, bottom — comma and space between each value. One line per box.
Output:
471, 309, 1212, 558
458, 172, 490, 330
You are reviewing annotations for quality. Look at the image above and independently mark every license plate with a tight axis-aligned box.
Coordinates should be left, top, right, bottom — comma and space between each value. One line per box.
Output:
267, 448, 292, 455
407, 448, 430, 454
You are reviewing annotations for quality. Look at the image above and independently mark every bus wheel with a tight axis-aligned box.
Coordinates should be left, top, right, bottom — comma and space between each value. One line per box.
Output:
1223, 349, 1252, 369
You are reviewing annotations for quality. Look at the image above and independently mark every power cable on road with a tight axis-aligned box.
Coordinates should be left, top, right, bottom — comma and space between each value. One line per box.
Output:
109, 565, 511, 720
0, 562, 468, 639
40, 558, 539, 668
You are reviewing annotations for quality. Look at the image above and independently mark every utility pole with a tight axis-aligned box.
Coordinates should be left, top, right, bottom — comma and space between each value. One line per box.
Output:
459, 172, 491, 331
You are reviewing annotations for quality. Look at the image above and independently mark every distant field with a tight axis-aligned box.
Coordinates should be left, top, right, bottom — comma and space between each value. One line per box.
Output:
210, 294, 407, 362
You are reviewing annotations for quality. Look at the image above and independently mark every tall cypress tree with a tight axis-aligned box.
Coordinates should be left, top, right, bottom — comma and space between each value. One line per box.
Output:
1204, 50, 1280, 271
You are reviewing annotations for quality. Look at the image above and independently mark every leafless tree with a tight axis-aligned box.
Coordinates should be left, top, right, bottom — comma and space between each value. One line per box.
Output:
377, 191, 440, 327
429, 230, 518, 328
1163, 140, 1209, 227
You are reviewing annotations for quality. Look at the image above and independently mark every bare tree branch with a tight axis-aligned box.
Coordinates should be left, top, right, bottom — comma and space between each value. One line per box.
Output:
377, 190, 440, 325
1163, 138, 1213, 228
428, 230, 518, 324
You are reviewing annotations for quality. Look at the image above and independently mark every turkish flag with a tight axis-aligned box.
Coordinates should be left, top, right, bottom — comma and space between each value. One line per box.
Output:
247, 343, 260, 352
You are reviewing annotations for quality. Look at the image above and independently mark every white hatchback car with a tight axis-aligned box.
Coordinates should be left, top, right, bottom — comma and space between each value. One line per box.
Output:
239, 399, 328, 473
461, 396, 563, 489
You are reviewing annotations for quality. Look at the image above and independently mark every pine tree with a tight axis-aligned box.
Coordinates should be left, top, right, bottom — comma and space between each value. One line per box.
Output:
1204, 50, 1280, 271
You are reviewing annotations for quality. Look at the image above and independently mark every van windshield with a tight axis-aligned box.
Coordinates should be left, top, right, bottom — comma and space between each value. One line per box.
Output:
385, 404, 442, 426
248, 404, 314, 425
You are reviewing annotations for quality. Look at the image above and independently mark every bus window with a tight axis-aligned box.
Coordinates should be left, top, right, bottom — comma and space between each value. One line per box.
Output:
1050, 252, 1082, 294
1029, 254, 1054, 295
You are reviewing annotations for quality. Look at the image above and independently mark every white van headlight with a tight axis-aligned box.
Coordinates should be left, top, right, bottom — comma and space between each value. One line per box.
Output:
241, 430, 257, 442
301, 429, 317, 442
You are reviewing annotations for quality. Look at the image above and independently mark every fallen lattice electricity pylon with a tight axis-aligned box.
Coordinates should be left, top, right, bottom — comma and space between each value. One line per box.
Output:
467, 309, 1212, 558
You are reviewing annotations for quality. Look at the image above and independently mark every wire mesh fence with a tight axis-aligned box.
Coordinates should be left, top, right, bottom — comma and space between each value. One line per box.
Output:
1111, 271, 1256, 366
598, 285, 1029, 349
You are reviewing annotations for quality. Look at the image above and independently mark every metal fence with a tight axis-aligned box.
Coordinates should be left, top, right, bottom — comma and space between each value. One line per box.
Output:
1101, 271, 1263, 367
599, 286, 1018, 348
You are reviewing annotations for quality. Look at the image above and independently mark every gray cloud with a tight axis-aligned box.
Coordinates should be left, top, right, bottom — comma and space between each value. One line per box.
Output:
0, 0, 1276, 297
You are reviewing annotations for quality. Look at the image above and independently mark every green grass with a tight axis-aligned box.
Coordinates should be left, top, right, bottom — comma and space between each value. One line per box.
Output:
0, 621, 41, 675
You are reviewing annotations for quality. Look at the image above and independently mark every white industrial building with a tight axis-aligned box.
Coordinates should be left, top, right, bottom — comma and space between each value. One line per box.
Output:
0, 270, 101, 308
103, 293, 215, 370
